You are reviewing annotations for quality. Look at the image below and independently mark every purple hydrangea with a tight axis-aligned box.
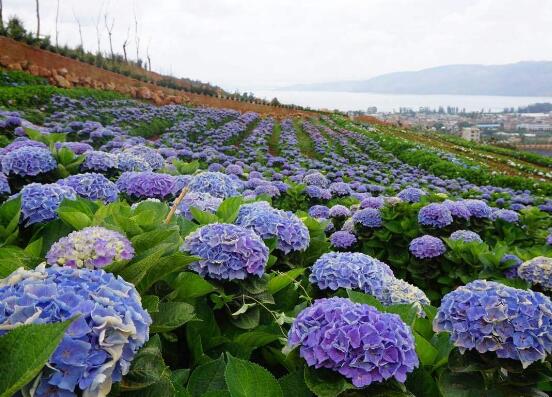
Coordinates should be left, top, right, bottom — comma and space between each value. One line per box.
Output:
176, 191, 222, 220
409, 235, 446, 259
0, 264, 151, 396
449, 230, 483, 243
19, 182, 77, 226
360, 196, 384, 209
303, 172, 329, 188
236, 202, 310, 254
188, 171, 241, 198
288, 297, 419, 387
59, 173, 119, 203
397, 187, 426, 203
309, 252, 394, 297
329, 231, 357, 249
352, 208, 382, 228
46, 226, 134, 268
117, 171, 175, 200
123, 145, 165, 170
501, 254, 523, 279
56, 141, 93, 155
1, 146, 57, 176
116, 152, 153, 172
434, 280, 552, 367
308, 205, 330, 219
329, 204, 351, 219
226, 164, 244, 175
517, 256, 552, 291
443, 200, 471, 220
547, 233, 552, 246
82, 151, 117, 172
418, 203, 453, 229
254, 183, 280, 198
491, 209, 520, 223
0, 138, 47, 155
304, 185, 332, 200
0, 173, 10, 196
329, 182, 352, 197
463, 199, 492, 219
182, 223, 268, 280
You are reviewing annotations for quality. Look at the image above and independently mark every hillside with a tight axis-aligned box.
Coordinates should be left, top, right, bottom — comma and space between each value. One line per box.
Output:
285, 61, 552, 96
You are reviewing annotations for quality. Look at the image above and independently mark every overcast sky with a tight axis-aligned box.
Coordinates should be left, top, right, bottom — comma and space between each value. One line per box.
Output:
3, 0, 552, 91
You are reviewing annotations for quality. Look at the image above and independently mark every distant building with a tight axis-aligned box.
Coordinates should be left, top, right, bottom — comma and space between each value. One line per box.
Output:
461, 127, 481, 142
477, 123, 501, 131
516, 123, 552, 133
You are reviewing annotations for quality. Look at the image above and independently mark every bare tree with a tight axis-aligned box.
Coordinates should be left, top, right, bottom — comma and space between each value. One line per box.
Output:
0, 0, 4, 31
146, 40, 151, 71
95, 1, 105, 55
55, 0, 60, 46
104, 13, 115, 59
133, 6, 140, 63
122, 26, 130, 63
73, 9, 84, 50
35, 0, 40, 38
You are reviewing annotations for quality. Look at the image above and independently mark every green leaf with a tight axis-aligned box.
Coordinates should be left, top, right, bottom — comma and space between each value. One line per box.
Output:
191, 208, 220, 225
138, 253, 199, 292
23, 238, 43, 258
57, 208, 92, 230
142, 295, 160, 313
131, 226, 180, 253
150, 302, 196, 333
232, 330, 281, 359
118, 248, 167, 286
438, 370, 485, 397
187, 355, 228, 397
230, 306, 260, 330
169, 272, 216, 300
414, 332, 439, 366
224, 354, 283, 397
278, 370, 313, 397
268, 268, 305, 295
346, 289, 384, 310
217, 197, 243, 223
303, 366, 353, 397
0, 247, 31, 277
0, 319, 73, 397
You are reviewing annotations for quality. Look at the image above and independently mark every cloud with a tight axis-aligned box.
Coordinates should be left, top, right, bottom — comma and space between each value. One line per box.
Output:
3, 0, 551, 91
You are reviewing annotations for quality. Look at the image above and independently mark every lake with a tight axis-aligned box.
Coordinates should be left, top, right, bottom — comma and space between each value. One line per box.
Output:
253, 90, 552, 113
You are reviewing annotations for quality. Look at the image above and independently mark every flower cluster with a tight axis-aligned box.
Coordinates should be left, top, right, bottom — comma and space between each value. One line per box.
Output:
517, 256, 552, 291
116, 152, 153, 172
308, 204, 330, 219
82, 151, 117, 172
352, 208, 382, 228
418, 203, 453, 229
449, 230, 483, 243
0, 264, 151, 396
176, 191, 222, 220
397, 187, 426, 203
188, 171, 241, 198
434, 280, 552, 367
56, 141, 93, 155
329, 204, 350, 219
309, 252, 394, 298
1, 146, 57, 176
491, 209, 520, 223
123, 145, 165, 170
236, 202, 310, 254
360, 196, 384, 209
329, 230, 357, 249
443, 200, 471, 220
117, 171, 175, 200
379, 278, 430, 314
59, 173, 119, 203
409, 235, 446, 259
501, 254, 523, 279
288, 297, 419, 387
46, 226, 134, 269
463, 199, 492, 219
0, 173, 10, 195
19, 182, 77, 225
182, 223, 269, 280
303, 172, 329, 188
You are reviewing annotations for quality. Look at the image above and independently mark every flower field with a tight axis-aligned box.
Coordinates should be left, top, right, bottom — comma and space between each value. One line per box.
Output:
0, 76, 551, 397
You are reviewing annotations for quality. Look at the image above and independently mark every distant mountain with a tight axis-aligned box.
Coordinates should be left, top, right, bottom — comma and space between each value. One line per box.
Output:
284, 62, 552, 96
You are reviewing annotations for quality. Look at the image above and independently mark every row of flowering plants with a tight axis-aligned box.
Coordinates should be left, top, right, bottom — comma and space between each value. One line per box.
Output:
0, 90, 551, 397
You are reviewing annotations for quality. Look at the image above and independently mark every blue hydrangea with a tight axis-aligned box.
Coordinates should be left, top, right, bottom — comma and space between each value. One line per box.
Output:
379, 278, 431, 314
501, 254, 523, 279
1, 146, 57, 176
304, 185, 332, 200
309, 252, 394, 298
18, 183, 77, 226
463, 199, 492, 219
176, 191, 222, 220
397, 187, 426, 203
491, 209, 520, 223
117, 171, 175, 200
449, 230, 483, 243
182, 223, 268, 280
254, 183, 280, 198
123, 145, 165, 170
56, 141, 93, 155
517, 256, 552, 291
329, 230, 357, 249
303, 172, 329, 188
188, 171, 241, 198
443, 200, 471, 220
82, 151, 117, 172
46, 226, 134, 269
547, 233, 552, 245
59, 173, 119, 203
0, 264, 151, 396
0, 138, 47, 155
308, 205, 330, 219
236, 202, 310, 254
116, 152, 153, 172
434, 280, 552, 368
409, 235, 446, 259
288, 297, 419, 387
360, 196, 384, 209
329, 204, 350, 218
352, 208, 382, 228
329, 182, 352, 197
226, 164, 244, 175
418, 203, 453, 229
0, 173, 10, 196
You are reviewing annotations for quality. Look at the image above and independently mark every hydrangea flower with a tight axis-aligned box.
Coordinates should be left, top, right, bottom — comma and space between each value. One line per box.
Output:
188, 171, 240, 198
226, 164, 244, 175
0, 173, 10, 196
443, 200, 471, 220
308, 205, 330, 219
56, 141, 93, 155
254, 183, 280, 198
409, 235, 446, 259
379, 278, 431, 314
501, 254, 523, 279
46, 226, 134, 269
329, 204, 350, 219
181, 223, 268, 280
517, 256, 552, 291
18, 183, 77, 226
123, 145, 165, 170
449, 230, 483, 243
0, 138, 47, 155
176, 191, 222, 220
82, 151, 117, 172
434, 280, 552, 367
329, 231, 357, 249
463, 199, 492, 219
329, 182, 352, 197
303, 172, 329, 188
309, 252, 394, 298
547, 233, 552, 246
236, 202, 310, 254
304, 185, 332, 200
1, 146, 57, 176
288, 297, 419, 387
418, 203, 453, 229
397, 187, 426, 203
0, 264, 151, 396
59, 173, 119, 203
360, 196, 384, 209
352, 208, 382, 228
116, 152, 153, 172
117, 171, 175, 200
491, 209, 520, 223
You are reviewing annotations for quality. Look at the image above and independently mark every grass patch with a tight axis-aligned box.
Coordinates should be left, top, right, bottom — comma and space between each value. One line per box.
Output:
128, 117, 175, 138
268, 122, 281, 155
293, 118, 320, 159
